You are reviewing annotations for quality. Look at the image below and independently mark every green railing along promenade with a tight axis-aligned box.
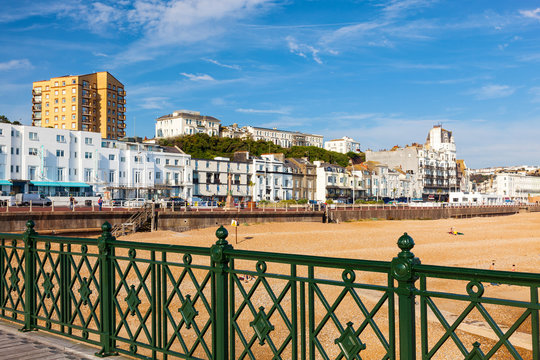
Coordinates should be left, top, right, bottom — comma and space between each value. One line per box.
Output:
0, 220, 539, 359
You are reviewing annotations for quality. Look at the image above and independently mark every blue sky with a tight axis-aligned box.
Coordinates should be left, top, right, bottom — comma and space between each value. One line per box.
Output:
1, 0, 540, 168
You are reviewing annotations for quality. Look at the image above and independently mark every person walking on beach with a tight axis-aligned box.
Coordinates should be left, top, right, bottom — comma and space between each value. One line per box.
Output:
98, 196, 103, 211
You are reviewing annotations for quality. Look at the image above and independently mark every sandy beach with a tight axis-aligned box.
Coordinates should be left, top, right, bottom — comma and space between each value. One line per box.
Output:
113, 212, 540, 359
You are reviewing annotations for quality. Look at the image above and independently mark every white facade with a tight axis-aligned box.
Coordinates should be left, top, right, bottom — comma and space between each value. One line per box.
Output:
314, 161, 352, 202
251, 154, 293, 201
324, 136, 361, 154
221, 125, 324, 148
492, 173, 540, 202
0, 124, 193, 200
155, 110, 220, 138
192, 157, 252, 201
366, 126, 461, 199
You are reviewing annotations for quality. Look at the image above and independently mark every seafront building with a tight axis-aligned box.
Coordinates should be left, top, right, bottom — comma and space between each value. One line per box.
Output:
324, 136, 361, 154
480, 173, 540, 202
365, 125, 465, 200
32, 72, 126, 140
252, 154, 293, 201
285, 158, 317, 201
191, 156, 251, 202
155, 110, 220, 138
0, 124, 192, 200
221, 124, 323, 148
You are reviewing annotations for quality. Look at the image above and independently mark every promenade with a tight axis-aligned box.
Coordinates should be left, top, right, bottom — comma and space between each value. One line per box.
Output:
0, 321, 128, 360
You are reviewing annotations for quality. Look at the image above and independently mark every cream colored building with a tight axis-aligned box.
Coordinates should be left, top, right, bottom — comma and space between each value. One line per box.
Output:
324, 136, 361, 154
221, 124, 323, 148
155, 110, 220, 138
32, 72, 126, 140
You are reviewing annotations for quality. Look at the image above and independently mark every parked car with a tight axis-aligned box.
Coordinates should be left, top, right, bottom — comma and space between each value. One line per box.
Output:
110, 198, 126, 207
13, 193, 52, 206
125, 198, 147, 207
160, 197, 187, 208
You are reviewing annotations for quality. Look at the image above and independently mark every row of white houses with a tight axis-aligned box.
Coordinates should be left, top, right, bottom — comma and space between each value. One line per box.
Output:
0, 124, 480, 203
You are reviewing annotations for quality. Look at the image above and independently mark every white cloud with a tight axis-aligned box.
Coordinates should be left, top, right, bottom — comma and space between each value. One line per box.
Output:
180, 73, 215, 81
286, 36, 322, 64
519, 8, 540, 20
205, 58, 241, 70
236, 107, 291, 114
0, 59, 32, 71
468, 84, 516, 100
137, 96, 170, 110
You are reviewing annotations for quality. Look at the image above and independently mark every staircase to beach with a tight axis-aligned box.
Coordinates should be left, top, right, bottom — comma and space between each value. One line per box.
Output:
111, 204, 153, 237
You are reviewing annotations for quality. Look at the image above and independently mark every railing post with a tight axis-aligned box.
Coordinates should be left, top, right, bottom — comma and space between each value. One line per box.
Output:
20, 220, 37, 332
211, 226, 232, 360
96, 222, 118, 357
391, 233, 420, 360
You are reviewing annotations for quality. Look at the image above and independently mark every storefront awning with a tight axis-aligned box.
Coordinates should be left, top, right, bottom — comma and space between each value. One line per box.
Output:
0, 180, 12, 185
30, 181, 91, 187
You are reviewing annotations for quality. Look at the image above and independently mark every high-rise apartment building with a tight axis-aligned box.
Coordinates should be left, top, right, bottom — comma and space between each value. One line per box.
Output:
32, 71, 126, 139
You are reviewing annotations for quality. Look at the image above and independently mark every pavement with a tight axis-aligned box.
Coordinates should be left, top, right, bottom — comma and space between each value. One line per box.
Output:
0, 321, 129, 360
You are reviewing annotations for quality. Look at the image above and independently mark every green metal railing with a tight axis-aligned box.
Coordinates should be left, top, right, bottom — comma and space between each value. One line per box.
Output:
0, 220, 539, 359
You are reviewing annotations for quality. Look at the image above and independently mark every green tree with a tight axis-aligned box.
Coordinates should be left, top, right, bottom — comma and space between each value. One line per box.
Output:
0, 115, 10, 124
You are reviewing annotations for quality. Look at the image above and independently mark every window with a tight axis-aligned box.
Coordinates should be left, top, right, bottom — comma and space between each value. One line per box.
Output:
62, 106, 65, 112
120, 157, 125, 162
84, 169, 92, 182
62, 98, 66, 103
108, 154, 115, 160
29, 148, 38, 155
156, 172, 161, 179
109, 171, 115, 183
56, 134, 65, 142
29, 132, 38, 140
57, 168, 64, 181
71, 123, 76, 129
72, 79, 76, 84
85, 137, 92, 145
72, 88, 76, 94
155, 158, 160, 164
165, 159, 170, 165
84, 152, 92, 159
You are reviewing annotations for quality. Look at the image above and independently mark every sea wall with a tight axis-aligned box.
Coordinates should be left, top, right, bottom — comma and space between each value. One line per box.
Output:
327, 205, 520, 222
156, 211, 323, 232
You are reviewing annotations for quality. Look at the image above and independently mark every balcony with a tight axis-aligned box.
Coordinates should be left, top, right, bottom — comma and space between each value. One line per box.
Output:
83, 83, 91, 89
118, 114, 125, 120
32, 97, 42, 104
32, 105, 41, 111
117, 122, 126, 129
82, 92, 91, 99
118, 131, 125, 137
32, 113, 42, 120
117, 106, 126, 112
82, 107, 90, 115
32, 89, 42, 95
118, 90, 126, 96
118, 99, 126, 104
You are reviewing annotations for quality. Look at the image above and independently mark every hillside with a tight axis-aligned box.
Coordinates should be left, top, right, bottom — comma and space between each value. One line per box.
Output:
158, 134, 364, 167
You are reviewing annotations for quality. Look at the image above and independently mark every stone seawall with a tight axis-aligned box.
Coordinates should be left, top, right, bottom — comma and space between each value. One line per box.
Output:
157, 211, 324, 232
0, 211, 134, 233
327, 205, 520, 222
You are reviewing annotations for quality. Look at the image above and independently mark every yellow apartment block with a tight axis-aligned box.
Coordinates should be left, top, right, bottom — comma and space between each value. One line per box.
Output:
32, 71, 126, 139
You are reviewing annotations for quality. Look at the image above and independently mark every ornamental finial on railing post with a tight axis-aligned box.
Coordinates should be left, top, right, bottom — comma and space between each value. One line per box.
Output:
211, 225, 232, 359
24, 220, 37, 238
391, 232, 420, 360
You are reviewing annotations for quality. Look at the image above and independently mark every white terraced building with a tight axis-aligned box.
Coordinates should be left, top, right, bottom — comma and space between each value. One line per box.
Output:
0, 124, 193, 200
192, 157, 252, 201
252, 154, 293, 201
155, 110, 220, 138
221, 124, 323, 148
324, 136, 361, 154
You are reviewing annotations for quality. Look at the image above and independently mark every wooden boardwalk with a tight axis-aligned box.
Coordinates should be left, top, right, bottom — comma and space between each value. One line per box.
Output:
0, 321, 129, 360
